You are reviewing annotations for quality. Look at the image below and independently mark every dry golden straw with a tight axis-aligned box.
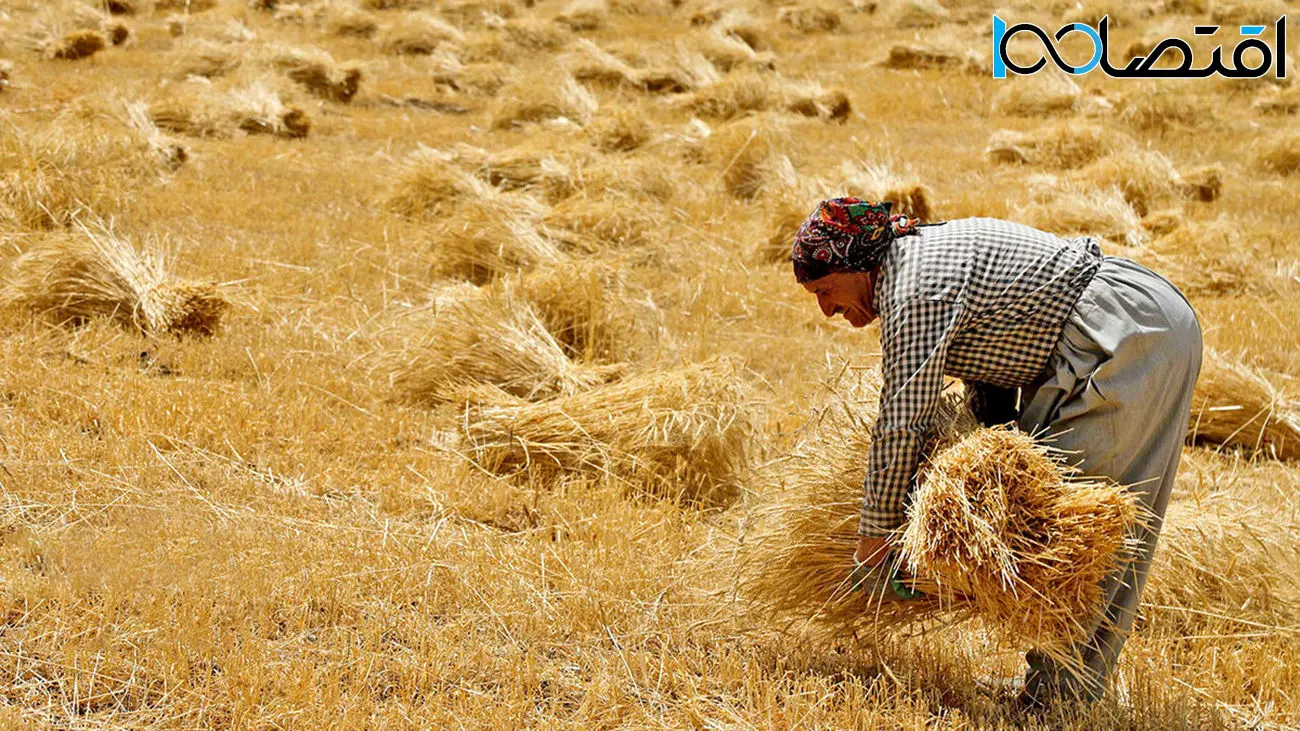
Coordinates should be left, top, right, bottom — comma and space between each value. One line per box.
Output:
742, 365, 1142, 660
459, 357, 757, 504
0, 223, 228, 337
380, 282, 604, 406
1190, 348, 1300, 460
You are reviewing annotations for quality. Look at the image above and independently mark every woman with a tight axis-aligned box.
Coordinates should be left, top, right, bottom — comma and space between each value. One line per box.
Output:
791, 197, 1202, 708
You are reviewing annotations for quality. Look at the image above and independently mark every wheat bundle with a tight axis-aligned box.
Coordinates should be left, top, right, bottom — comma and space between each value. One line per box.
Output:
491, 69, 596, 129
758, 190, 816, 263
440, 0, 521, 25
1190, 349, 1300, 460
0, 60, 12, 92
742, 366, 1141, 657
150, 82, 311, 139
712, 9, 771, 52
554, 0, 608, 30
776, 4, 840, 31
1013, 176, 1143, 248
567, 38, 641, 87
170, 40, 241, 78
985, 123, 1132, 168
269, 46, 363, 103
1253, 84, 1300, 115
124, 101, 189, 171
153, 0, 218, 10
881, 43, 982, 73
0, 225, 227, 337
104, 21, 130, 46
838, 162, 934, 222
46, 29, 108, 60
587, 107, 653, 152
705, 114, 793, 201
991, 73, 1080, 117
503, 17, 572, 50
543, 196, 664, 251
1117, 82, 1203, 132
380, 282, 602, 405
785, 83, 851, 122
1252, 130, 1300, 176
320, 3, 379, 37
685, 29, 776, 73
685, 72, 774, 119
383, 146, 495, 218
426, 193, 566, 283
576, 154, 679, 202
450, 143, 577, 201
886, 0, 948, 27
1146, 220, 1259, 297
1074, 151, 1186, 217
1211, 0, 1286, 25
459, 357, 757, 504
379, 13, 463, 54
1179, 164, 1224, 202
1144, 493, 1300, 631
505, 258, 639, 360
0, 119, 183, 230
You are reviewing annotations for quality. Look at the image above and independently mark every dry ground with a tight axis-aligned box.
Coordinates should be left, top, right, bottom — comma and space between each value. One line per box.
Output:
1, 0, 1299, 727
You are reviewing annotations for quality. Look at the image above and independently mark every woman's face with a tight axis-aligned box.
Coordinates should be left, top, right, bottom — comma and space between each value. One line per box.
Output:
801, 270, 878, 328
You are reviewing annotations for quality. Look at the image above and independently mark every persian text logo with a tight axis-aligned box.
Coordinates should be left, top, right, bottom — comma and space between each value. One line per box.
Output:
992, 14, 1287, 79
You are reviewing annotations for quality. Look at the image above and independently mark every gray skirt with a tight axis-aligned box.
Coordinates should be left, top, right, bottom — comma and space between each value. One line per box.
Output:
1015, 255, 1203, 700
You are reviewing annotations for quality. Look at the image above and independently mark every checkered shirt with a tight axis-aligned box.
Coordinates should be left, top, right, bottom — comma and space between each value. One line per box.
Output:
860, 217, 1103, 538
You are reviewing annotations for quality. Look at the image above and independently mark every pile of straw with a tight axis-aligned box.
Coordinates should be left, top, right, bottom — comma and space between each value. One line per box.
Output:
1118, 81, 1203, 132
543, 196, 663, 250
150, 82, 311, 139
0, 60, 11, 92
0, 224, 228, 337
985, 122, 1132, 168
383, 146, 494, 218
742, 365, 1141, 656
46, 29, 108, 60
1252, 130, 1300, 176
490, 69, 597, 128
451, 142, 577, 201
555, 0, 609, 31
171, 40, 242, 79
775, 5, 840, 32
705, 114, 794, 201
684, 29, 776, 73
587, 107, 653, 152
711, 9, 772, 53
991, 73, 1080, 117
1190, 348, 1300, 460
378, 13, 464, 54
1145, 492, 1300, 632
880, 43, 982, 73
838, 161, 934, 222
1075, 151, 1187, 216
459, 357, 757, 504
269, 46, 363, 103
425, 193, 566, 283
381, 282, 604, 406
1013, 175, 1144, 248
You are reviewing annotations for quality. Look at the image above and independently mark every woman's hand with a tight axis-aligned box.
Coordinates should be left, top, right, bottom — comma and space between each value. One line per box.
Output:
854, 536, 891, 567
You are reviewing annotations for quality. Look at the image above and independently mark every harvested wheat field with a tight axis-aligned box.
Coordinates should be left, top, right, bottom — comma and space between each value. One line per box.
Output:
0, 0, 1297, 727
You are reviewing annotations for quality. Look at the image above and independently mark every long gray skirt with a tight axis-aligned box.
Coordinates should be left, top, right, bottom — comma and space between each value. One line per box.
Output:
1015, 255, 1203, 701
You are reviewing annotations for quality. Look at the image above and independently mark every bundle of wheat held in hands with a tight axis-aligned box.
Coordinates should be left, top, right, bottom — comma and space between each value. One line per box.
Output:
742, 365, 1142, 658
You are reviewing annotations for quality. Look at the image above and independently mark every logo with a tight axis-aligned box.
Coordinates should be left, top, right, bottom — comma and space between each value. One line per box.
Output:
992, 14, 1286, 79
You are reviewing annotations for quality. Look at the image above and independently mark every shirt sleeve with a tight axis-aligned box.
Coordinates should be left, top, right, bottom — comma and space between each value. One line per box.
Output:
859, 295, 964, 538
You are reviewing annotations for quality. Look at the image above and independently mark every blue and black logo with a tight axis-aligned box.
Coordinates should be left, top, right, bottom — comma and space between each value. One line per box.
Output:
992, 14, 1286, 79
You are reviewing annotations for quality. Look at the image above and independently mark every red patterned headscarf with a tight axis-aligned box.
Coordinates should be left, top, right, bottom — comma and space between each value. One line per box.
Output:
791, 197, 919, 283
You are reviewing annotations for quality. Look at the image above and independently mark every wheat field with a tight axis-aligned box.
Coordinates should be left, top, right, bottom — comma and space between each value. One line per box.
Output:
1, 0, 1299, 727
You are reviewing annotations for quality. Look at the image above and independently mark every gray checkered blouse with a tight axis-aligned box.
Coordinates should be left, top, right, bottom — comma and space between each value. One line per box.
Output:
861, 217, 1103, 538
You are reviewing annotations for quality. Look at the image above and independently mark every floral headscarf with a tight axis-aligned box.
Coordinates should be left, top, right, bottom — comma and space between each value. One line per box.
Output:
791, 198, 919, 283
